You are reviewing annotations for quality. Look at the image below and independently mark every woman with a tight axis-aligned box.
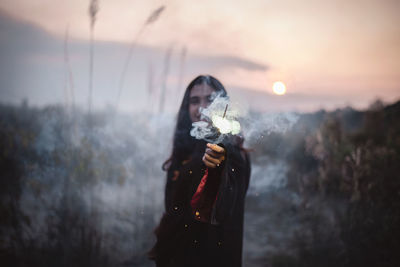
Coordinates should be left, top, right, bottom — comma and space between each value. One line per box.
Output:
148, 75, 251, 267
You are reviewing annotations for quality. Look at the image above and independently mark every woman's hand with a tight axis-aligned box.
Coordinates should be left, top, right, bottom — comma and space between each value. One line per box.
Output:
202, 143, 225, 168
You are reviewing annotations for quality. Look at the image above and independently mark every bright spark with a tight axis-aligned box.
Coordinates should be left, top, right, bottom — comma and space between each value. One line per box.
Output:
212, 115, 241, 135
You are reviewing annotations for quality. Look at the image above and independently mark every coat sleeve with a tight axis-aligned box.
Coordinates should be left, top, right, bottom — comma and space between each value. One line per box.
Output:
188, 137, 251, 225
209, 141, 251, 225
190, 167, 223, 223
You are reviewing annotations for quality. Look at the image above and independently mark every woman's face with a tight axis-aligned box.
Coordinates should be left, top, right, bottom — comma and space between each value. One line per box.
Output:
189, 83, 215, 123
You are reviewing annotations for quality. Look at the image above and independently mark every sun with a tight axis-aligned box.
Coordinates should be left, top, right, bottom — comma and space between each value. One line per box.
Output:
272, 81, 287, 95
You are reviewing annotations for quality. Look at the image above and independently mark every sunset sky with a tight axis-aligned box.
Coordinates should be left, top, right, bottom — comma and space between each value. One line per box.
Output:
0, 0, 399, 112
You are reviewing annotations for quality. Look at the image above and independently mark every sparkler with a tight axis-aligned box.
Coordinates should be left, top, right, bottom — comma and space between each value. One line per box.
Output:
211, 104, 241, 135
190, 94, 241, 143
223, 104, 228, 119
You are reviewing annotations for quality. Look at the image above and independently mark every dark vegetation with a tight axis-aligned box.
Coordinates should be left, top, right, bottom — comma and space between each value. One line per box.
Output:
244, 100, 400, 267
0, 100, 399, 267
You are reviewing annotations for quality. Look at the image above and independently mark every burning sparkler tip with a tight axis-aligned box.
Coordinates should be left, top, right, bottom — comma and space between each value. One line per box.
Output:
222, 104, 228, 119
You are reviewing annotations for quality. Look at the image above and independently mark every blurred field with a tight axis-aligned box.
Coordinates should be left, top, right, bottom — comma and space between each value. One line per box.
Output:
0, 100, 399, 267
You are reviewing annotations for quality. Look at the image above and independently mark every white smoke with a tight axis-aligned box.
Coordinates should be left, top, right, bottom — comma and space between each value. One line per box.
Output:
242, 111, 300, 147
190, 91, 299, 146
190, 92, 241, 143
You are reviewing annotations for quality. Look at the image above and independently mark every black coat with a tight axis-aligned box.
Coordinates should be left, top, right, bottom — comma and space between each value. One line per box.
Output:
149, 138, 251, 267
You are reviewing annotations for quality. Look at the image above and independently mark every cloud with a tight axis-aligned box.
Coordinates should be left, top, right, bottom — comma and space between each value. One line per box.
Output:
189, 54, 268, 72
1, 7, 398, 112
0, 10, 269, 112
228, 86, 368, 112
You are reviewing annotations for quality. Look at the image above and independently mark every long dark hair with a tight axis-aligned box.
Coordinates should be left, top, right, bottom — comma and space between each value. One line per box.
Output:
162, 75, 227, 171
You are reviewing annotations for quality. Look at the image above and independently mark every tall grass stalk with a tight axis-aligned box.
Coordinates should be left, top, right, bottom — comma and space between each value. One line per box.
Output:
88, 0, 99, 115
146, 62, 155, 110
158, 45, 173, 113
116, 6, 165, 110
177, 46, 187, 100
63, 25, 76, 112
